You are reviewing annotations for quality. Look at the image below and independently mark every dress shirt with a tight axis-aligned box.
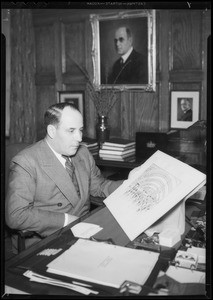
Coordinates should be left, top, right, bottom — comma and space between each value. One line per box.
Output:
121, 46, 133, 64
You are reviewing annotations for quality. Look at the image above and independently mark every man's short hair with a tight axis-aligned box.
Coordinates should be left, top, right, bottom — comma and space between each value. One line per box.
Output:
126, 27, 132, 39
44, 102, 79, 129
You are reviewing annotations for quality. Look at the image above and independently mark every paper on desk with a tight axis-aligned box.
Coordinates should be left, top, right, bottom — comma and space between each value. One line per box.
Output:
70, 222, 103, 238
47, 238, 159, 289
166, 266, 205, 284
187, 247, 206, 264
188, 185, 206, 201
23, 270, 98, 295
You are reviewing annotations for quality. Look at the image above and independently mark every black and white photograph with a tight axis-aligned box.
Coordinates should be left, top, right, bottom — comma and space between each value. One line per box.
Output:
170, 91, 200, 129
2, 3, 210, 298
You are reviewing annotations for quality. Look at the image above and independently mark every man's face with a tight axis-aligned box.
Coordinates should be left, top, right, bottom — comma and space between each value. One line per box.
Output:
114, 27, 132, 56
180, 99, 190, 112
51, 107, 83, 156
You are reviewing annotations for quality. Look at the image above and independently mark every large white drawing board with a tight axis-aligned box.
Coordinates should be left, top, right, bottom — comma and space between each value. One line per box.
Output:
104, 150, 206, 241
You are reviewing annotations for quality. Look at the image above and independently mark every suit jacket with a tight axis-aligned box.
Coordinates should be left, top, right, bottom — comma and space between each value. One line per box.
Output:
108, 49, 148, 84
179, 109, 193, 121
5, 139, 123, 251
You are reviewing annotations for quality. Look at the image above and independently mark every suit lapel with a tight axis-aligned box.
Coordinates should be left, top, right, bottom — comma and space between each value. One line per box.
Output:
38, 140, 79, 207
72, 153, 89, 202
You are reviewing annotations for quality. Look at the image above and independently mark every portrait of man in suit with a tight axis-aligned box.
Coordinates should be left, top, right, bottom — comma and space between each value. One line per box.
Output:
178, 98, 193, 121
98, 14, 150, 87
107, 26, 148, 85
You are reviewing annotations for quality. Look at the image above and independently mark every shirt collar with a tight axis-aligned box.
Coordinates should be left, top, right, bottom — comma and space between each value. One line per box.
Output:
46, 139, 66, 168
121, 46, 133, 63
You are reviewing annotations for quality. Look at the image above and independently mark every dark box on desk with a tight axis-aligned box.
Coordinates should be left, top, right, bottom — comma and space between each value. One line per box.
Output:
135, 132, 168, 160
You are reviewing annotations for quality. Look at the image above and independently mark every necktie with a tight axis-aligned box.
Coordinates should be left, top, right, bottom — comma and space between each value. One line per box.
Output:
63, 156, 80, 197
120, 57, 124, 66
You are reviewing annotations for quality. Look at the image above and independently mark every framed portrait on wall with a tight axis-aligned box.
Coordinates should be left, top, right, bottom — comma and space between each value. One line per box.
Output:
90, 10, 156, 91
170, 91, 200, 129
58, 91, 85, 121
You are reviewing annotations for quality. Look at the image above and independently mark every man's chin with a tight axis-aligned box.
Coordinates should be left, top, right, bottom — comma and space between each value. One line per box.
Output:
69, 147, 79, 156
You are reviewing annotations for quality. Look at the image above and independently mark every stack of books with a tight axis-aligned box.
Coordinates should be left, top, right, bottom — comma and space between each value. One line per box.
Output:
81, 137, 99, 157
99, 138, 136, 161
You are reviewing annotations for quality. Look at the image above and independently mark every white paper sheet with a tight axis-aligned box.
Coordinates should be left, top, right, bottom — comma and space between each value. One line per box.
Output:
47, 239, 159, 289
23, 270, 98, 295
104, 150, 206, 241
187, 247, 206, 264
166, 265, 205, 284
71, 222, 103, 238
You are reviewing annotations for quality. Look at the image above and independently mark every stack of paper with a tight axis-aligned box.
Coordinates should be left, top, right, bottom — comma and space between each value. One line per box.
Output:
47, 239, 159, 289
71, 222, 103, 238
23, 270, 99, 295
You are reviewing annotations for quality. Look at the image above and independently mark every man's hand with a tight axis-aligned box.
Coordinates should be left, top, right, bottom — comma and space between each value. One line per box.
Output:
64, 213, 79, 227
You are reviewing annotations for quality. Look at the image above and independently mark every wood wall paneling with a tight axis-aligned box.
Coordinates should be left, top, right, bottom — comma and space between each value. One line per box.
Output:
134, 90, 159, 133
36, 86, 57, 140
35, 25, 55, 74
171, 10, 202, 71
30, 9, 209, 166
62, 21, 86, 74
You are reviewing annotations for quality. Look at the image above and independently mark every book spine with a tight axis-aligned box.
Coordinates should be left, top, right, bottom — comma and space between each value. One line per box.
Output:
99, 149, 135, 155
103, 142, 135, 148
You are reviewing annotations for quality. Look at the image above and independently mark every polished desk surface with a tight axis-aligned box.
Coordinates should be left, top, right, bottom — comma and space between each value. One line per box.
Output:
4, 207, 132, 296
4, 202, 206, 297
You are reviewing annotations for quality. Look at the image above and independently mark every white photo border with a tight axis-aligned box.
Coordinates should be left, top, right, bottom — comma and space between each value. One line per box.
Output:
170, 91, 200, 129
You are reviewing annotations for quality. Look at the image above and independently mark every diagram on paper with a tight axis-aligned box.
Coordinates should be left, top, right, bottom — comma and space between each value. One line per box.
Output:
124, 164, 181, 212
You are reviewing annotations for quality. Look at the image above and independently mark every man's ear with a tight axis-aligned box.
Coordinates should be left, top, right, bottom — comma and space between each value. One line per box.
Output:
47, 124, 56, 139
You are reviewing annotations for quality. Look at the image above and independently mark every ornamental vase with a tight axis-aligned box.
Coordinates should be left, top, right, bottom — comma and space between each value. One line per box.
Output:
96, 115, 110, 146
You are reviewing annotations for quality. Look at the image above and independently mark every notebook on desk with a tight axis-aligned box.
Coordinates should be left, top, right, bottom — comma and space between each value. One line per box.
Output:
135, 132, 168, 161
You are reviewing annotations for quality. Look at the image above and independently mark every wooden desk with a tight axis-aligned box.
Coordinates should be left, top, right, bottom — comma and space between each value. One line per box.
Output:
95, 156, 142, 169
95, 156, 144, 180
4, 202, 206, 297
4, 206, 161, 296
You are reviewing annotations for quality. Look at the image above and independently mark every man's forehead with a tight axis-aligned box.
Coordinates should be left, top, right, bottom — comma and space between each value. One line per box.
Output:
60, 107, 83, 125
115, 27, 127, 37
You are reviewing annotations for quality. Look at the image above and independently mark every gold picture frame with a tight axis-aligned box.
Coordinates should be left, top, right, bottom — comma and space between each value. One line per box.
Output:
90, 10, 156, 91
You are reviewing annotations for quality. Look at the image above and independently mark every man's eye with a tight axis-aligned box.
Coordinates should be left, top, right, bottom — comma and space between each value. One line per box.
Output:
115, 38, 124, 43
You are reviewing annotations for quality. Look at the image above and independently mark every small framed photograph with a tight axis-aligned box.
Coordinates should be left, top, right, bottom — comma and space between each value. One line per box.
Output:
170, 91, 200, 129
58, 91, 84, 118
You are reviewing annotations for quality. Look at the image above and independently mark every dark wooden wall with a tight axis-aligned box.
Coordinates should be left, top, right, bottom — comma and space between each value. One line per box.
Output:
8, 7, 210, 167
32, 9, 210, 141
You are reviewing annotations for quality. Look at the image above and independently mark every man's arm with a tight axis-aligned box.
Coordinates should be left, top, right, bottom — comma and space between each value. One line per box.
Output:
5, 159, 68, 237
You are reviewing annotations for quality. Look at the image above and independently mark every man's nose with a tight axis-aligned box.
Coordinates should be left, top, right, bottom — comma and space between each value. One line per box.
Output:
115, 40, 120, 47
74, 130, 82, 142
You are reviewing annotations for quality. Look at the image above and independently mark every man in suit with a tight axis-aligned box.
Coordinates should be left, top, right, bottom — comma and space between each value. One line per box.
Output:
6, 102, 130, 253
107, 26, 148, 84
179, 98, 193, 121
